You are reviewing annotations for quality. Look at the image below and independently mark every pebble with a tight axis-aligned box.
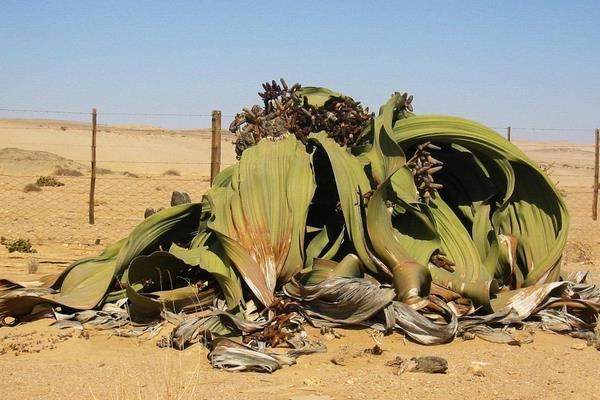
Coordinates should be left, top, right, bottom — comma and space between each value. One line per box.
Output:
570, 343, 586, 350
303, 377, 321, 387
469, 361, 487, 377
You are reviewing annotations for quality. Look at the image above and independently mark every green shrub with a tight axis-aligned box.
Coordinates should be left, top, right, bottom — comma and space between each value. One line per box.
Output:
36, 176, 64, 187
1, 237, 37, 253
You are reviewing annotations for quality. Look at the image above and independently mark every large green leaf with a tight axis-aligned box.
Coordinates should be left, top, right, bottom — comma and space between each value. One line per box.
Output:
307, 132, 392, 280
366, 171, 432, 303
426, 196, 498, 309
169, 243, 242, 309
125, 251, 216, 317
296, 87, 343, 107
207, 135, 315, 305
113, 203, 203, 277
392, 115, 568, 293
304, 213, 346, 268
296, 254, 363, 286
0, 204, 202, 318
360, 93, 407, 184
211, 165, 236, 189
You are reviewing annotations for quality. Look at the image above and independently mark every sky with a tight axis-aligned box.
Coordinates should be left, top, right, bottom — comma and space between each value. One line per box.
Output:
1, 1, 599, 140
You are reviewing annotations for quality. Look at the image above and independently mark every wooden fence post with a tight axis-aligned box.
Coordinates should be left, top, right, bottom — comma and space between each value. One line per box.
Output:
507, 126, 511, 142
89, 108, 97, 224
593, 128, 599, 221
210, 110, 222, 186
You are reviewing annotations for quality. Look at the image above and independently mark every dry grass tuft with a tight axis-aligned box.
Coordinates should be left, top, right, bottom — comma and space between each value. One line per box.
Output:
122, 171, 140, 178
27, 258, 39, 274
23, 183, 41, 192
539, 161, 556, 175
565, 241, 594, 265
88, 352, 204, 400
162, 169, 181, 176
53, 166, 84, 176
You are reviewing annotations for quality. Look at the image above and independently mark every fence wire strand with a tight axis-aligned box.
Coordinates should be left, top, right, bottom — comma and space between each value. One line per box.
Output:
0, 107, 234, 118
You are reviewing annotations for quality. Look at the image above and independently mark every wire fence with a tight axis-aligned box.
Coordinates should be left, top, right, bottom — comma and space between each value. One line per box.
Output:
0, 108, 239, 246
0, 107, 598, 249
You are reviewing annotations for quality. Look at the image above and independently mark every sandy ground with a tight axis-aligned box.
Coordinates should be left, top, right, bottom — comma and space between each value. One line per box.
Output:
1, 118, 599, 400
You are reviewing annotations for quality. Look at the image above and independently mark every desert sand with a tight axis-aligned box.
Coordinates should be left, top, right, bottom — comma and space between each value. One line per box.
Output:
1, 118, 599, 400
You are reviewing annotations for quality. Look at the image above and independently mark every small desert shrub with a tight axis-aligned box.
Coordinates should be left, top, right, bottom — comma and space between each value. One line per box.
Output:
539, 162, 555, 175
36, 176, 64, 187
162, 169, 181, 176
53, 166, 83, 176
60, 126, 67, 131
122, 171, 139, 178
96, 167, 113, 175
23, 183, 41, 192
1, 237, 37, 253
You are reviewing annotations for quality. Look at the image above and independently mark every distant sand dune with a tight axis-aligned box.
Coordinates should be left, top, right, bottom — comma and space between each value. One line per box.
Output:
0, 147, 87, 175
0, 118, 236, 175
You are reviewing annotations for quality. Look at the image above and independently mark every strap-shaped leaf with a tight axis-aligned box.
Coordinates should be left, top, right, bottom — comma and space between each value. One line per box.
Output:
169, 243, 242, 309
393, 115, 568, 291
207, 135, 315, 305
304, 213, 346, 268
307, 132, 391, 280
125, 251, 215, 317
366, 171, 432, 302
427, 196, 497, 310
59, 203, 202, 310
361, 93, 407, 184
296, 87, 343, 107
